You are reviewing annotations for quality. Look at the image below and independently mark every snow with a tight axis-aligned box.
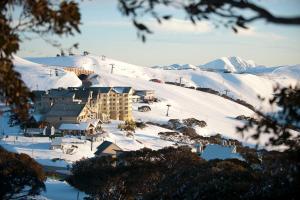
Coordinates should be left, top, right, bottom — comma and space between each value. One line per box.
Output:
0, 118, 176, 167
13, 56, 82, 91
0, 111, 21, 135
201, 144, 243, 161
85, 119, 101, 127
200, 56, 257, 73
0, 135, 97, 167
32, 179, 86, 200
51, 137, 63, 146
101, 121, 175, 151
268, 65, 300, 85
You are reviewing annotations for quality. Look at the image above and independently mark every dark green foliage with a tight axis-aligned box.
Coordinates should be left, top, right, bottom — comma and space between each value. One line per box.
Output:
0, 147, 46, 200
196, 87, 221, 95
118, 120, 137, 132
178, 126, 198, 138
182, 118, 207, 128
136, 121, 147, 129
68, 146, 299, 200
236, 115, 253, 121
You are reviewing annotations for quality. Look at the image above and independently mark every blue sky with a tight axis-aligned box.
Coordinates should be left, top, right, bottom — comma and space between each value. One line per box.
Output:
18, 0, 300, 67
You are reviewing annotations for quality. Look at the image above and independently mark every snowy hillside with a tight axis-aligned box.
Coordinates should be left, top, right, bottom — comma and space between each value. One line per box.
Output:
268, 65, 300, 84
23, 54, 300, 109
200, 56, 257, 73
0, 53, 297, 179
25, 55, 266, 106
13, 56, 81, 90
7, 54, 298, 148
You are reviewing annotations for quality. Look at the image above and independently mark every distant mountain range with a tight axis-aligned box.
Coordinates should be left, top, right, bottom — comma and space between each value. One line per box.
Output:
200, 56, 258, 73
152, 63, 197, 70
152, 56, 264, 73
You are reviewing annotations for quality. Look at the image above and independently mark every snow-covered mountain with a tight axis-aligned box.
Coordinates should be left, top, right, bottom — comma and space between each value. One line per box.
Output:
13, 56, 82, 90
9, 54, 299, 149
22, 55, 300, 108
200, 56, 257, 73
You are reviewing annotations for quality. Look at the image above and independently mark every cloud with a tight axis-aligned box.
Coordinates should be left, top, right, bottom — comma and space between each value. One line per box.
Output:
236, 26, 286, 40
85, 21, 131, 27
149, 19, 212, 34
85, 18, 212, 34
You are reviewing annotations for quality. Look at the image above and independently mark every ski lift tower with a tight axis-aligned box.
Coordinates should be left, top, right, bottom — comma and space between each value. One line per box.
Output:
110, 64, 115, 74
166, 104, 171, 117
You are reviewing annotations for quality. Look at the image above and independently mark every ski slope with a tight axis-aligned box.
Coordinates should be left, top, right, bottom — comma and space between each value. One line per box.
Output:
27, 54, 299, 109
13, 56, 81, 91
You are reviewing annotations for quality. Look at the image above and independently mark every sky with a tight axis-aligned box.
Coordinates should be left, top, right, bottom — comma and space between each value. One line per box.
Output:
18, 0, 300, 67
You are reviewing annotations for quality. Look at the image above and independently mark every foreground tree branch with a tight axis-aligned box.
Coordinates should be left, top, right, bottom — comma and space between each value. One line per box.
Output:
118, 0, 300, 39
0, 0, 81, 119
237, 85, 300, 150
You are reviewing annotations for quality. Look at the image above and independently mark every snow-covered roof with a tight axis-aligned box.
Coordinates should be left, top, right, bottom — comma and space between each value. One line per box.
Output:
201, 144, 243, 161
94, 141, 122, 155
84, 119, 101, 127
59, 122, 93, 131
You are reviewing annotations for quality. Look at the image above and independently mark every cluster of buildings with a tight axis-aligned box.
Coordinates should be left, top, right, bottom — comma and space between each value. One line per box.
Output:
25, 85, 157, 138
31, 87, 134, 136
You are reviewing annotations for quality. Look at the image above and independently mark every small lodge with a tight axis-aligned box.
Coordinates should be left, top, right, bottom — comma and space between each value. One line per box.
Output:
134, 90, 155, 101
94, 141, 123, 158
131, 95, 141, 103
59, 120, 101, 136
